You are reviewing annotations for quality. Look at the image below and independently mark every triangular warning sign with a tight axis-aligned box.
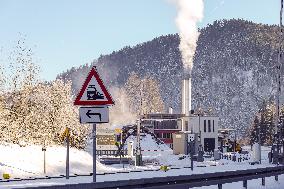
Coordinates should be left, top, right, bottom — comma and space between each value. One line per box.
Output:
74, 67, 114, 106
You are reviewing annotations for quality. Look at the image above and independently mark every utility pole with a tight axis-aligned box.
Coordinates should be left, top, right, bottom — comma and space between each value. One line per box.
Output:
196, 93, 206, 145
274, 0, 284, 164
93, 124, 97, 182
280, 0, 284, 157
135, 79, 144, 166
136, 119, 142, 166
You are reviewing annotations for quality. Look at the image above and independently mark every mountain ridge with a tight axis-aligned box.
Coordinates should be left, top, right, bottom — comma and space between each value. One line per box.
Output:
57, 19, 281, 136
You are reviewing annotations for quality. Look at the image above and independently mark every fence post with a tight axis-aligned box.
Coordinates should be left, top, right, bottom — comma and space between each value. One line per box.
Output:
243, 180, 247, 189
218, 184, 222, 189
262, 177, 265, 186
275, 175, 279, 181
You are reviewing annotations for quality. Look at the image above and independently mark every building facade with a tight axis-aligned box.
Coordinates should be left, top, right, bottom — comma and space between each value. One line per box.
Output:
141, 113, 182, 149
178, 115, 219, 152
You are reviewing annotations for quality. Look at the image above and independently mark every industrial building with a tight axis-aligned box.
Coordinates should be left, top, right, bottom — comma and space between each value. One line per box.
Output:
141, 113, 182, 149
139, 77, 219, 153
178, 114, 219, 152
178, 77, 219, 152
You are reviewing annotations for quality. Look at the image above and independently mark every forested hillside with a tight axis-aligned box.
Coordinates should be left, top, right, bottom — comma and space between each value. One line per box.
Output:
57, 19, 281, 135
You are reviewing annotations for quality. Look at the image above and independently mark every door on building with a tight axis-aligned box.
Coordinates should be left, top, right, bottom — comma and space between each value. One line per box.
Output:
204, 138, 215, 152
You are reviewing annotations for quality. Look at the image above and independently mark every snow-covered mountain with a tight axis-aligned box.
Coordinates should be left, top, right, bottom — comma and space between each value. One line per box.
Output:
58, 19, 281, 136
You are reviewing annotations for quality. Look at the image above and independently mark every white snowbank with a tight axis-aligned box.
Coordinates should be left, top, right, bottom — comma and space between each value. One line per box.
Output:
0, 144, 117, 178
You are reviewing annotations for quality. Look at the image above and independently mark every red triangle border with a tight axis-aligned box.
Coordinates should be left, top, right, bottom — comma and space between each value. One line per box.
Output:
74, 67, 114, 106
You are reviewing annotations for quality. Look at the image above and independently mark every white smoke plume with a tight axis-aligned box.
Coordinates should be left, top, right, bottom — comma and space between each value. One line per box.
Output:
174, 0, 204, 77
108, 86, 137, 128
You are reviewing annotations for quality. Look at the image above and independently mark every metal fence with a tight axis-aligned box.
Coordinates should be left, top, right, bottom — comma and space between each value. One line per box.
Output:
96, 150, 127, 156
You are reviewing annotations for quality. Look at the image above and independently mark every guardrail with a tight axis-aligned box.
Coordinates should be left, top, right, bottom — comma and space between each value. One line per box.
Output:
14, 166, 284, 189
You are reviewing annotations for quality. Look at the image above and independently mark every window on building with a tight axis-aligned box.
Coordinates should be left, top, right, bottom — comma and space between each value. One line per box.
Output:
208, 120, 211, 132
162, 133, 171, 139
213, 120, 215, 132
204, 120, 206, 132
167, 133, 171, 138
185, 121, 188, 131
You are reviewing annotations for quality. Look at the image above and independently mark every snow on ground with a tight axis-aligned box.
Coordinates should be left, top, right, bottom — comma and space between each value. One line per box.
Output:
0, 135, 281, 189
125, 134, 174, 165
0, 134, 170, 179
0, 144, 118, 179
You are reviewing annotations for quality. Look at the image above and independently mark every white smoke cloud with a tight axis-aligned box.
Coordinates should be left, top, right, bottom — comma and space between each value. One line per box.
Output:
108, 86, 137, 129
174, 0, 204, 75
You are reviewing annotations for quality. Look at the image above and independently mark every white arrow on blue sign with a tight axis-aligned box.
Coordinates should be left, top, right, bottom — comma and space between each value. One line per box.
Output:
79, 106, 109, 124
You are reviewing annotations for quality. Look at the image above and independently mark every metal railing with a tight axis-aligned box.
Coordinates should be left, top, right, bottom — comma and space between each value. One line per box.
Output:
96, 150, 127, 156
22, 166, 284, 189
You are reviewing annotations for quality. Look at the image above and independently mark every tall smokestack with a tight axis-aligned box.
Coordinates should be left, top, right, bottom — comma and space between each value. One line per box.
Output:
174, 0, 204, 116
182, 77, 191, 116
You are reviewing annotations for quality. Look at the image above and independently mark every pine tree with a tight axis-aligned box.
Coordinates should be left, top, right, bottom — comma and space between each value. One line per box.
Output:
249, 115, 259, 146
259, 102, 267, 145
264, 103, 275, 145
249, 100, 276, 146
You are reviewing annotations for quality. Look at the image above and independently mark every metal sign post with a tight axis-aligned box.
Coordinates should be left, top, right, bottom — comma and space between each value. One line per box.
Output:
73, 67, 114, 183
93, 124, 96, 183
44, 149, 46, 174
190, 145, 194, 171
42, 140, 46, 174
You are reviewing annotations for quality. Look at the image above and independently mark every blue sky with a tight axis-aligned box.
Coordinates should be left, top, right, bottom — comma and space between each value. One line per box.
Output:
0, 0, 280, 81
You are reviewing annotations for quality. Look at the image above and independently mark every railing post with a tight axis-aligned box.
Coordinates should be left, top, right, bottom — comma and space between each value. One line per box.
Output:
218, 183, 222, 189
262, 177, 265, 186
275, 175, 279, 181
243, 180, 247, 189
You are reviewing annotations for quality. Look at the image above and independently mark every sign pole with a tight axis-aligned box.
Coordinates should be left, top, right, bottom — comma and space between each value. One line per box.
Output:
190, 142, 194, 171
73, 67, 114, 183
43, 140, 46, 174
66, 129, 70, 179
44, 150, 46, 174
93, 123, 96, 183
